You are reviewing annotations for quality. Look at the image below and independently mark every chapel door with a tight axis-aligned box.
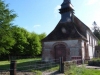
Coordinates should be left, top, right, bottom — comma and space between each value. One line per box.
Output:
54, 44, 66, 61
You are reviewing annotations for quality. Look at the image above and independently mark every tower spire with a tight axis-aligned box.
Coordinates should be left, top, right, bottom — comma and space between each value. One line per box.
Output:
63, 0, 71, 3
60, 0, 73, 14
59, 0, 74, 23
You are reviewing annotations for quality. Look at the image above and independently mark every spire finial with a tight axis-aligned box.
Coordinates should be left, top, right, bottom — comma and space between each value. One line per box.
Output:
63, 0, 71, 3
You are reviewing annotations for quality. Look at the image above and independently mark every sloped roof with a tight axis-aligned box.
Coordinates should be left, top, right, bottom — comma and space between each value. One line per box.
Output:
42, 16, 97, 42
74, 16, 98, 41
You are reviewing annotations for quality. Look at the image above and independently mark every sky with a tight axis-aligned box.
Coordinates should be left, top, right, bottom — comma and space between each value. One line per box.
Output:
4, 0, 100, 35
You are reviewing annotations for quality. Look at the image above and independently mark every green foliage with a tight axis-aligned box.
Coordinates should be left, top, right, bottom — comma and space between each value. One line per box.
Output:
92, 21, 100, 40
98, 40, 100, 46
93, 29, 100, 40
0, 0, 17, 56
88, 58, 100, 66
10, 27, 45, 57
10, 26, 29, 56
0, 0, 46, 59
38, 33, 46, 41
26, 32, 41, 56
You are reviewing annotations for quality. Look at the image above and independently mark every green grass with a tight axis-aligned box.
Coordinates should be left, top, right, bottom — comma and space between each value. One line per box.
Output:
31, 66, 59, 75
0, 58, 59, 72
0, 58, 41, 70
2, 58, 100, 75
47, 65, 59, 72
64, 65, 100, 75
0, 60, 10, 70
0, 58, 59, 75
32, 70, 42, 75
0, 58, 41, 65
1, 58, 100, 75
92, 58, 100, 61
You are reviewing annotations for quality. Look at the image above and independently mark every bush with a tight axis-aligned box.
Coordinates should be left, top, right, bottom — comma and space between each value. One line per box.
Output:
88, 58, 100, 66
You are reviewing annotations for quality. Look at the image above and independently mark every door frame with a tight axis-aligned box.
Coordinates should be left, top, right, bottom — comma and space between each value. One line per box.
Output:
52, 42, 69, 61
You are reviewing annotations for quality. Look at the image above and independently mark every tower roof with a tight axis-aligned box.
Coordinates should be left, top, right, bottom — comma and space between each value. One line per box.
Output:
62, 0, 71, 4
60, 0, 74, 14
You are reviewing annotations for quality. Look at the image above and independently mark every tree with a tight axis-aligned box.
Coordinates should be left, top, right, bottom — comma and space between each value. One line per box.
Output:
38, 33, 46, 41
9, 26, 46, 57
0, 0, 17, 56
10, 26, 29, 56
92, 21, 100, 40
25, 32, 41, 57
0, 0, 46, 59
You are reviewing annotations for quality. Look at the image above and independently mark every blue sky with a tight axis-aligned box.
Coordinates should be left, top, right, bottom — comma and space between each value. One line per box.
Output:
4, 0, 100, 34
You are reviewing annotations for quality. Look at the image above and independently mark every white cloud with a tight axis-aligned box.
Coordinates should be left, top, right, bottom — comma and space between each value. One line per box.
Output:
33, 25, 41, 28
54, 5, 61, 17
87, 0, 98, 5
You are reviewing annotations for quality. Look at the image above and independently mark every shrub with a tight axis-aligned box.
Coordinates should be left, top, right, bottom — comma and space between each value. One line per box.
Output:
88, 58, 100, 66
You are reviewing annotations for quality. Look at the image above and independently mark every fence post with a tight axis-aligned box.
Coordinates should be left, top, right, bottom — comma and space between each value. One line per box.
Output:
59, 57, 64, 73
10, 60, 16, 75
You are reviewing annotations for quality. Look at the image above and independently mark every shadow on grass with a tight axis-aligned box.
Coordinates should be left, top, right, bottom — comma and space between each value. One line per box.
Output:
17, 60, 59, 72
0, 64, 10, 70
0, 60, 59, 72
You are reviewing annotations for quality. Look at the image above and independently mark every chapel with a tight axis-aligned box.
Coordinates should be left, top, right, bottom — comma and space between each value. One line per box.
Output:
42, 0, 98, 63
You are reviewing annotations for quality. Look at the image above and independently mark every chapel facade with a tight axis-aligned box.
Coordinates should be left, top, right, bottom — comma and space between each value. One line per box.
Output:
42, 0, 98, 63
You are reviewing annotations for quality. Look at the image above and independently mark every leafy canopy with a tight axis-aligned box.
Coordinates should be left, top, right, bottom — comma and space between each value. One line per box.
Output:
0, 0, 17, 55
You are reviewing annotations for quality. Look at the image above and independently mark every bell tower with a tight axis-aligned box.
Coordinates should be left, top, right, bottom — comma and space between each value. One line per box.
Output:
59, 0, 74, 23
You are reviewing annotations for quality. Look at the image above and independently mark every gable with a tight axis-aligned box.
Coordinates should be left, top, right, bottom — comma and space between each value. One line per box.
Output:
42, 15, 98, 42
42, 21, 87, 42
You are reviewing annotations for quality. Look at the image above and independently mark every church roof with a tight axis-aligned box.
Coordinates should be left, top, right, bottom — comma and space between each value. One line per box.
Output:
74, 16, 98, 41
42, 16, 90, 42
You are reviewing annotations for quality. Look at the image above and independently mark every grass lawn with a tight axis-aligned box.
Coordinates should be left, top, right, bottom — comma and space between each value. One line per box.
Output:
1, 58, 100, 75
0, 58, 59, 72
65, 65, 100, 75
0, 58, 41, 70
0, 58, 59, 75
